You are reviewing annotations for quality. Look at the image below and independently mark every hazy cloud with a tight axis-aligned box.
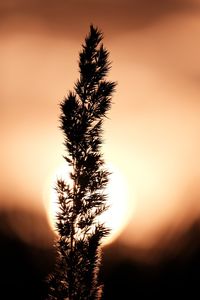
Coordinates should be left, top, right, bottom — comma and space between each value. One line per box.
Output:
1, 0, 200, 37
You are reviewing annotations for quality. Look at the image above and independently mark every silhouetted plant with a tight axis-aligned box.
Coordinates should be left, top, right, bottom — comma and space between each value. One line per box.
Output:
46, 25, 116, 300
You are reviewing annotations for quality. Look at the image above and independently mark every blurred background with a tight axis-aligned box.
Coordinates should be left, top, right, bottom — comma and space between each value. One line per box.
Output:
1, 0, 200, 298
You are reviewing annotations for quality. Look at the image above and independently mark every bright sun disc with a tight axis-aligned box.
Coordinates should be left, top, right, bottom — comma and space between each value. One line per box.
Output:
44, 163, 131, 245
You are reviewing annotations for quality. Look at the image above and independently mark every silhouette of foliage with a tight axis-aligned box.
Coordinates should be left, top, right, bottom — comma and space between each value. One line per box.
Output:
46, 25, 116, 300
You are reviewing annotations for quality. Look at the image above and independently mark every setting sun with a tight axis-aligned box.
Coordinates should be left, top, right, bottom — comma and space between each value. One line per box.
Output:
44, 162, 131, 245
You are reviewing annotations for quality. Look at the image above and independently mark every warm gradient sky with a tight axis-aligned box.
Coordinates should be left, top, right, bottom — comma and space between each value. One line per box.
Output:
1, 0, 200, 256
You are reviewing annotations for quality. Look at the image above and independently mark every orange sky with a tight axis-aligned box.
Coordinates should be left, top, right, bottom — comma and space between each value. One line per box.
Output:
1, 0, 200, 253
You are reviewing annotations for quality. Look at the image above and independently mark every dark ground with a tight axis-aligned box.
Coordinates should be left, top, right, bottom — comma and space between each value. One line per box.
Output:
0, 209, 200, 299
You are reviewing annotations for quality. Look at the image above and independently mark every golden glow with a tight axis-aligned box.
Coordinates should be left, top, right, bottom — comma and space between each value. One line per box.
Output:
3, 11, 200, 255
44, 163, 130, 245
